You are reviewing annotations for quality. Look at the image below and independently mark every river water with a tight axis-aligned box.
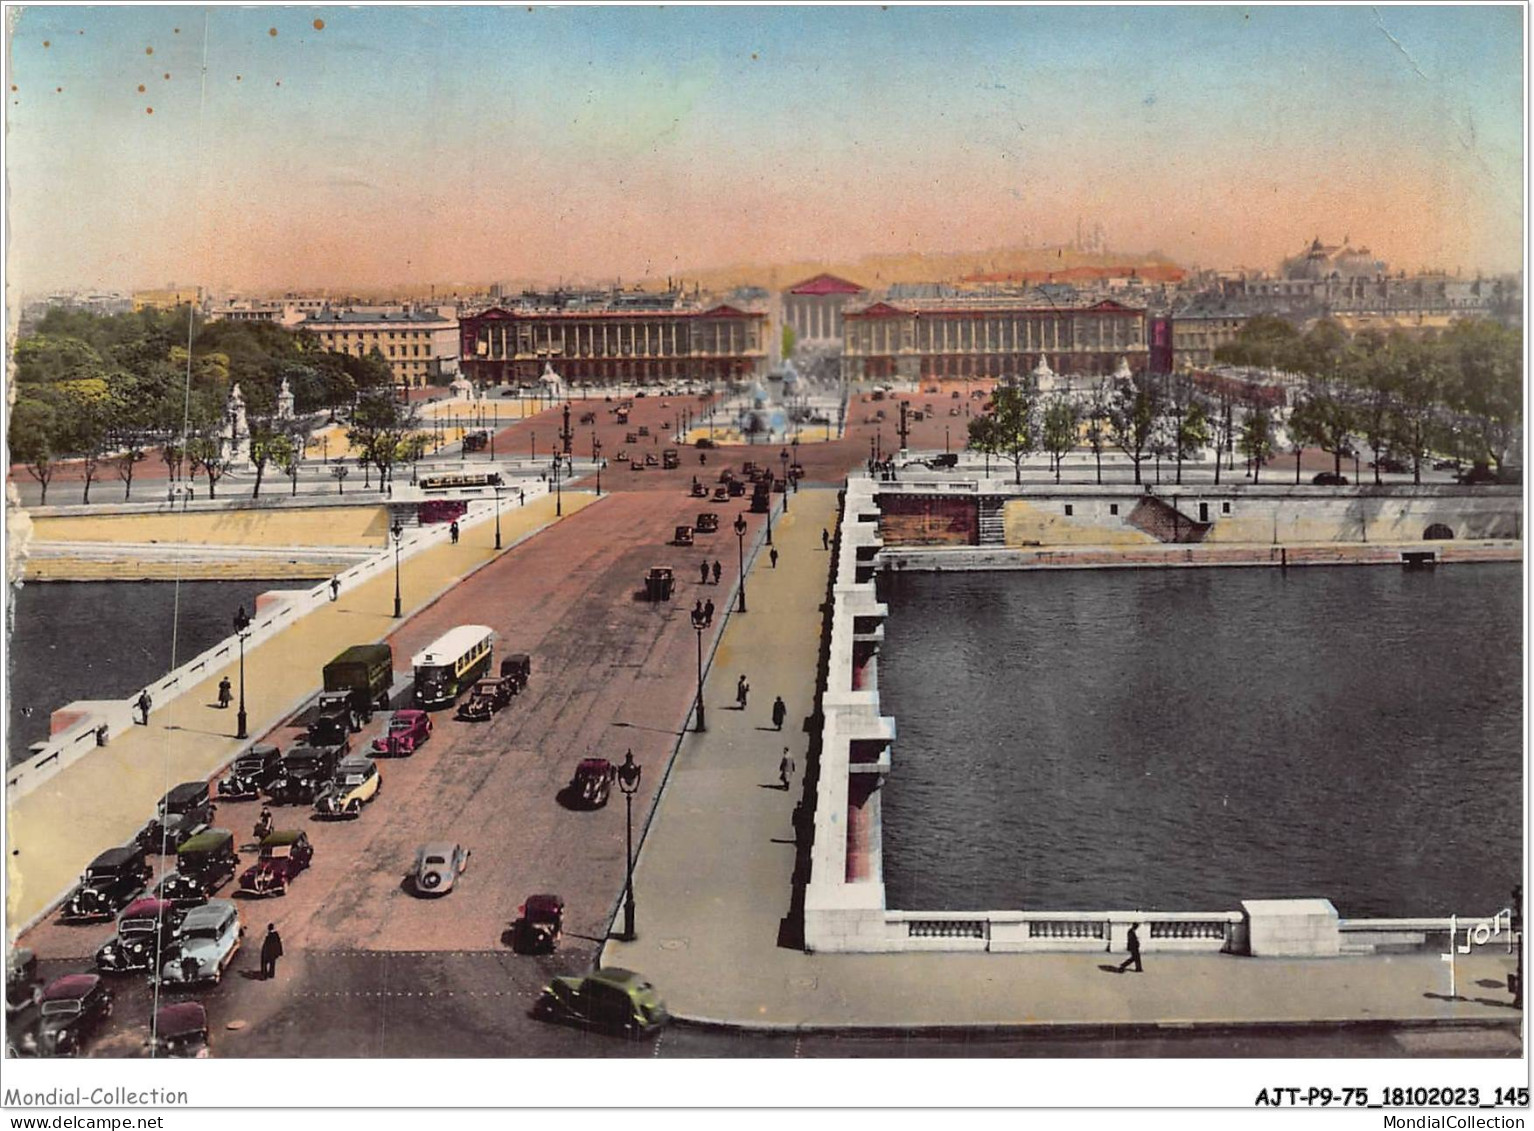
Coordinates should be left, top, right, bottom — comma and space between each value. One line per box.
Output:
879, 564, 1522, 918
7, 580, 311, 764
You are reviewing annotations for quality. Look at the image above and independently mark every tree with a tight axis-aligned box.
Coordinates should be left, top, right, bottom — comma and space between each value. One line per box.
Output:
1349, 333, 1397, 486
1040, 394, 1077, 484
10, 398, 58, 504
1287, 381, 1355, 478
1107, 371, 1164, 485
1083, 382, 1110, 485
1391, 337, 1448, 485
1442, 319, 1522, 472
247, 418, 291, 500
1240, 404, 1277, 484
1176, 399, 1211, 486
347, 388, 419, 487
781, 324, 797, 360
980, 385, 1038, 485
966, 412, 1000, 477
1214, 314, 1302, 372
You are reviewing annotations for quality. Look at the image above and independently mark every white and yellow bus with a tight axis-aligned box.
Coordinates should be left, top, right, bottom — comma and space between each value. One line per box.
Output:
411, 625, 495, 708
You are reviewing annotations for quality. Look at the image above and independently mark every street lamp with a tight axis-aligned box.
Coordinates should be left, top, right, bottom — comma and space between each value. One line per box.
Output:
493, 483, 503, 550
733, 513, 748, 613
391, 520, 404, 618
552, 456, 562, 516
791, 435, 800, 492
779, 447, 790, 513
593, 436, 603, 498
616, 751, 642, 941
945, 424, 951, 454
232, 606, 251, 740
689, 605, 708, 733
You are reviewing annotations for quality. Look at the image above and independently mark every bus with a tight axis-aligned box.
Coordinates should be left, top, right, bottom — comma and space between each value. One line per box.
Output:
419, 472, 503, 493
412, 625, 495, 708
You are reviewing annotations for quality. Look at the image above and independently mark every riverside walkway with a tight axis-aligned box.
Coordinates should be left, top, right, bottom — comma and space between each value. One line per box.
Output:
602, 486, 1521, 1034
4, 489, 595, 929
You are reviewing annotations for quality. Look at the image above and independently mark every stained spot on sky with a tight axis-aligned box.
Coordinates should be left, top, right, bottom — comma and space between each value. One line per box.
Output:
137, 84, 146, 93
164, 73, 171, 80
313, 18, 325, 31
145, 46, 153, 55
42, 40, 49, 48
269, 27, 278, 37
55, 87, 62, 93
145, 107, 153, 115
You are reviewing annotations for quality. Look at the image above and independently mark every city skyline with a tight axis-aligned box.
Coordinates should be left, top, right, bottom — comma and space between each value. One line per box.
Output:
5, 4, 1524, 294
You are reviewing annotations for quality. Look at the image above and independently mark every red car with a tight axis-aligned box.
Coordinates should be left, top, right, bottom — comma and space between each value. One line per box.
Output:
371, 710, 432, 757
237, 831, 313, 898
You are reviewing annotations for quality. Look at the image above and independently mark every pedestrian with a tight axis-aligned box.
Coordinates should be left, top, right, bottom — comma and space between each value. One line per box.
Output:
821, 528, 830, 551
329, 576, 341, 602
736, 675, 750, 709
217, 677, 233, 709
778, 747, 796, 789
136, 689, 153, 726
519, 488, 526, 506
771, 695, 787, 731
700, 452, 707, 466
700, 561, 711, 585
769, 547, 779, 569
260, 923, 284, 981
712, 560, 722, 585
692, 599, 704, 622
1117, 923, 1144, 973
703, 598, 715, 626
450, 520, 460, 544
254, 807, 274, 842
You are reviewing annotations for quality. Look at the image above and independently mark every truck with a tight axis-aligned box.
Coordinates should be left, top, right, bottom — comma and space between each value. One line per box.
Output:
317, 644, 394, 737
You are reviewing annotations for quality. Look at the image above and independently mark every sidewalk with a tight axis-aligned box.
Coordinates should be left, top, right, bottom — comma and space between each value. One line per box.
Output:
4, 490, 597, 930
602, 487, 1522, 1033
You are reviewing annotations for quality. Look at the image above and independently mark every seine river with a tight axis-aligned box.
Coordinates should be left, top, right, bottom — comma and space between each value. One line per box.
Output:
7, 580, 310, 763
879, 564, 1522, 918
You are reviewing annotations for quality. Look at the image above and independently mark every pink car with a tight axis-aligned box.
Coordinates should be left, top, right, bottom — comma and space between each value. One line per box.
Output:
371, 710, 432, 757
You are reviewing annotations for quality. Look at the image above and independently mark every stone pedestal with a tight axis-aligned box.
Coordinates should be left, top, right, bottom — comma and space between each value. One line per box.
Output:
1241, 898, 1340, 957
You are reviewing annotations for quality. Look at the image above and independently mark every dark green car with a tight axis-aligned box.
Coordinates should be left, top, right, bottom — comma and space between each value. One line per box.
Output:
533, 968, 669, 1037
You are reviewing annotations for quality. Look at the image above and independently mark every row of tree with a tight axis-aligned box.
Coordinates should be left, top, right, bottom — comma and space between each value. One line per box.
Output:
8, 308, 417, 503
964, 317, 1521, 486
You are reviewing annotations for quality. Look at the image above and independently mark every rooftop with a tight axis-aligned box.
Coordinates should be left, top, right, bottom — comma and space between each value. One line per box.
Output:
300, 308, 455, 326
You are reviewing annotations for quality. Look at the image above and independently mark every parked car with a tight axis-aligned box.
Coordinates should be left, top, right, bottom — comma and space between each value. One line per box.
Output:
60, 846, 152, 923
321, 643, 394, 720
312, 757, 382, 819
157, 829, 240, 907
152, 1002, 210, 1058
6, 949, 40, 1016
1459, 462, 1502, 485
264, 743, 346, 805
672, 525, 695, 547
159, 900, 243, 986
570, 758, 614, 809
1312, 472, 1349, 486
24, 974, 113, 1057
500, 654, 531, 694
533, 968, 669, 1037
1369, 456, 1409, 474
694, 512, 719, 534
411, 842, 471, 896
456, 678, 515, 722
96, 898, 185, 976
307, 694, 362, 745
514, 893, 565, 953
662, 449, 680, 470
217, 744, 282, 801
371, 709, 432, 757
238, 830, 314, 897
136, 781, 216, 855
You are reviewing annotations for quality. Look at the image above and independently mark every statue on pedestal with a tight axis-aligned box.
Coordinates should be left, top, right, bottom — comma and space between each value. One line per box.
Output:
223, 383, 252, 466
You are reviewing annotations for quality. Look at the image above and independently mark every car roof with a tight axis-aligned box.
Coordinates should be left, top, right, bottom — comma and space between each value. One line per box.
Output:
241, 744, 280, 758
178, 829, 234, 854
524, 893, 564, 916
261, 830, 305, 847
417, 841, 459, 858
283, 745, 327, 759
337, 757, 376, 774
163, 781, 208, 802
394, 708, 426, 718
154, 1001, 207, 1035
587, 967, 643, 988
180, 900, 236, 927
577, 758, 612, 772
120, 897, 174, 919
43, 973, 101, 1000
90, 845, 143, 868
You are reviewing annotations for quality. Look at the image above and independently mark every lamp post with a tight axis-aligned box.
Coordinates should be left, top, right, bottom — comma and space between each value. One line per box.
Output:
493, 483, 503, 551
733, 513, 748, 613
689, 606, 708, 733
791, 435, 800, 492
616, 751, 641, 941
391, 520, 404, 618
779, 447, 790, 513
552, 456, 562, 516
593, 437, 603, 497
233, 606, 251, 740
945, 424, 951, 454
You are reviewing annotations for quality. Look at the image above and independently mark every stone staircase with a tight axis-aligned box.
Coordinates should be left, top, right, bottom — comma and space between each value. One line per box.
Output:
977, 497, 1006, 545
1126, 496, 1211, 544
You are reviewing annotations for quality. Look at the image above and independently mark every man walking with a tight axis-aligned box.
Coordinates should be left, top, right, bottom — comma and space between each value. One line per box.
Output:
821, 528, 830, 551
136, 689, 153, 726
217, 677, 233, 709
769, 547, 779, 569
712, 560, 722, 585
1117, 923, 1144, 973
449, 520, 460, 544
778, 747, 796, 790
329, 576, 341, 602
771, 695, 787, 731
700, 561, 710, 585
735, 675, 750, 709
261, 923, 284, 980
702, 598, 715, 627
692, 599, 705, 622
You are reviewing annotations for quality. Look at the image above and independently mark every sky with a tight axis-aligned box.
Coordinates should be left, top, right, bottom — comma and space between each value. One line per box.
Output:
3, 4, 1525, 293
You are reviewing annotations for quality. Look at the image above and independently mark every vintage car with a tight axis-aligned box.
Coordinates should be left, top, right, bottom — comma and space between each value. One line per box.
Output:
1312, 472, 1349, 486
662, 449, 680, 470
694, 512, 720, 534
307, 692, 362, 745
637, 425, 650, 437
690, 480, 708, 498
6, 949, 40, 1016
456, 678, 515, 722
578, 411, 597, 425
22, 974, 113, 1057
727, 480, 746, 498
60, 845, 152, 923
630, 459, 644, 471
514, 893, 565, 953
136, 781, 216, 855
157, 829, 240, 907
500, 654, 531, 694
712, 485, 729, 502
371, 709, 433, 757
238, 830, 314, 897
625, 431, 639, 444
644, 453, 659, 467
672, 525, 695, 547
533, 968, 669, 1037
312, 757, 382, 819
159, 900, 243, 986
570, 758, 614, 809
95, 897, 184, 976
411, 842, 471, 896
217, 744, 282, 801
264, 743, 346, 805
644, 567, 675, 602
152, 1002, 210, 1058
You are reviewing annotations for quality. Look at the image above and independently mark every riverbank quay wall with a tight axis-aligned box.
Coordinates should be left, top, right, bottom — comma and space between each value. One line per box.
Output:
803, 473, 1520, 955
